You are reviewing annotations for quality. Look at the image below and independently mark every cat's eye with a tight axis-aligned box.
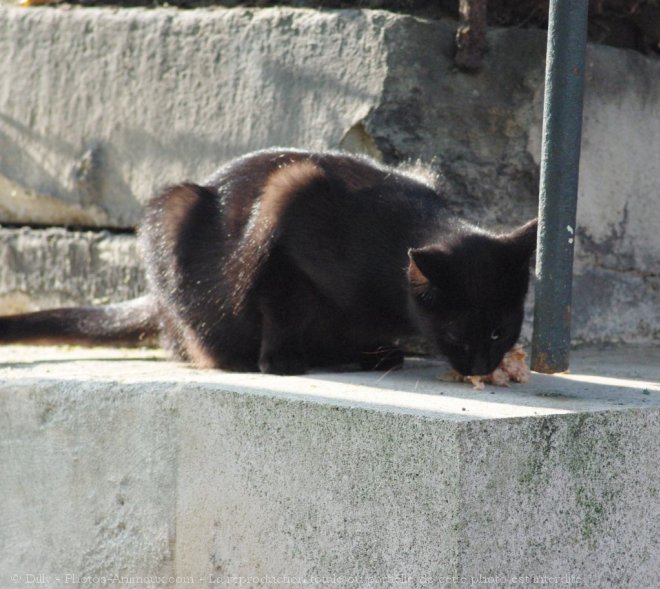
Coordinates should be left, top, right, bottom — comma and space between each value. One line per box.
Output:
490, 328, 503, 341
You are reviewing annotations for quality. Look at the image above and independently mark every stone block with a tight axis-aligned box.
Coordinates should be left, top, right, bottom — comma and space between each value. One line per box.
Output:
0, 227, 144, 314
0, 6, 387, 227
0, 345, 658, 585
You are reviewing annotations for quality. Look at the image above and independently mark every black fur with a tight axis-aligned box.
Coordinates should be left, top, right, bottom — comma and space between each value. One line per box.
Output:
0, 149, 537, 376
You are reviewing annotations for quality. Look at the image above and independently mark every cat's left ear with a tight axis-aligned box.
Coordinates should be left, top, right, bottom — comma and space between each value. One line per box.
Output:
502, 218, 538, 265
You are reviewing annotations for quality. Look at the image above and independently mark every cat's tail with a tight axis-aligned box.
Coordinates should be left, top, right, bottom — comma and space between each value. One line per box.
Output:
0, 295, 159, 347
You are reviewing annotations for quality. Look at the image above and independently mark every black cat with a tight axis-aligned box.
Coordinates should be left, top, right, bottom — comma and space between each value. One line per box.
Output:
0, 149, 537, 376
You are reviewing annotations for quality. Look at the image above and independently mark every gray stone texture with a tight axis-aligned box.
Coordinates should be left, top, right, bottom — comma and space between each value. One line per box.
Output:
0, 6, 388, 226
0, 227, 144, 313
1, 345, 659, 586
0, 6, 658, 342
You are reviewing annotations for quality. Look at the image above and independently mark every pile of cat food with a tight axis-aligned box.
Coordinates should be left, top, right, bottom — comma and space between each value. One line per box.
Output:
445, 344, 530, 390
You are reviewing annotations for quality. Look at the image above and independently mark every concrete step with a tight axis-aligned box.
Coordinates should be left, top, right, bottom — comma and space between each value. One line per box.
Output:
0, 226, 144, 314
1, 344, 658, 586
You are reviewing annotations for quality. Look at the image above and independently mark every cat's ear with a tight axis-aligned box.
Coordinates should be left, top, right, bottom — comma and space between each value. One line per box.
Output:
407, 249, 430, 286
407, 247, 453, 287
502, 218, 538, 265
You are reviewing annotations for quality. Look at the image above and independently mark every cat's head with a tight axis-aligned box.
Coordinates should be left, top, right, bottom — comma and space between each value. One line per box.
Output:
407, 219, 537, 376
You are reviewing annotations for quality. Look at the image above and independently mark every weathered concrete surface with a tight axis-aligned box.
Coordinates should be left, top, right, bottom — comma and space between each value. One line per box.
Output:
1, 7, 659, 244
526, 42, 660, 278
0, 345, 658, 586
0, 172, 111, 226
0, 6, 388, 227
0, 227, 145, 314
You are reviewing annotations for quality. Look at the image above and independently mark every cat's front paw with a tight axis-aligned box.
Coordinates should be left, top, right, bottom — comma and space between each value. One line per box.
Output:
259, 350, 308, 375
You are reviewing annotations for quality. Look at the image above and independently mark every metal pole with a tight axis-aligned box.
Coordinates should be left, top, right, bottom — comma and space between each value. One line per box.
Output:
531, 0, 589, 374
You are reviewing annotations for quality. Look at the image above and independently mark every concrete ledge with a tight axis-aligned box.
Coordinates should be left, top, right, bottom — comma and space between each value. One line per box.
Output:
0, 227, 145, 314
1, 345, 658, 586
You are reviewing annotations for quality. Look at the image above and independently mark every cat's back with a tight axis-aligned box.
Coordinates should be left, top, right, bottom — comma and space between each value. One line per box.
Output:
139, 148, 448, 277
206, 148, 447, 236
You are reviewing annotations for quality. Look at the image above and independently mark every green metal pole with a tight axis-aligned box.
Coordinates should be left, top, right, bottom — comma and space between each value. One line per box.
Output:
531, 0, 589, 374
